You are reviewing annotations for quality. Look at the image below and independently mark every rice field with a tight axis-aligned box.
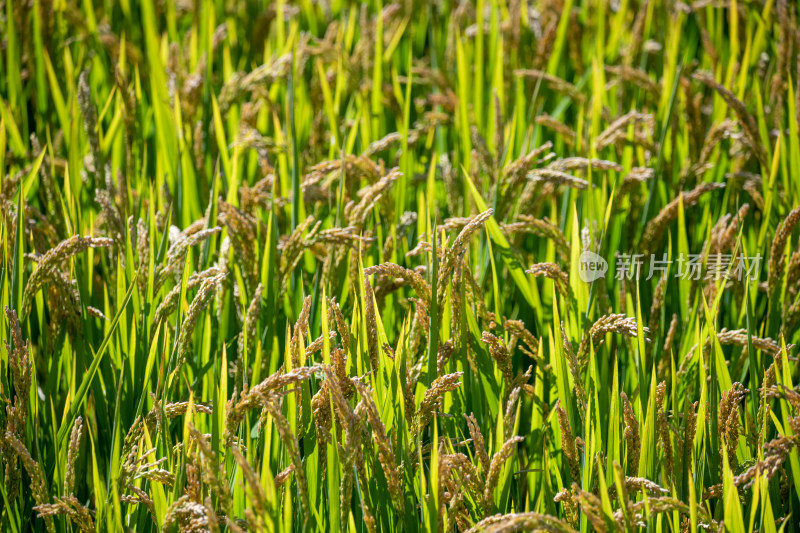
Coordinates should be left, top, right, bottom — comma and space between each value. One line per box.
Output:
1, 0, 800, 531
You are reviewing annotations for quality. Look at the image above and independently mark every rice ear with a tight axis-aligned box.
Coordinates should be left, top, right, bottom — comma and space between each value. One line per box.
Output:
640, 183, 725, 256
769, 207, 800, 299
555, 402, 581, 486
560, 323, 587, 423
655, 381, 674, 486
64, 416, 83, 496
621, 392, 641, 476
175, 272, 227, 370
482, 435, 524, 512
352, 381, 404, 511
413, 372, 463, 435
5, 432, 55, 533
22, 235, 114, 317
692, 70, 769, 169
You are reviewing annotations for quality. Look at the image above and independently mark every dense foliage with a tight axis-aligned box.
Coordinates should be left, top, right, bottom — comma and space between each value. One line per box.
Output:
1, 0, 800, 531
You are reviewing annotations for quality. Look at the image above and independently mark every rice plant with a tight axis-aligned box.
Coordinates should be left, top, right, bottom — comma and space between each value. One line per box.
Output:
1, 0, 800, 531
